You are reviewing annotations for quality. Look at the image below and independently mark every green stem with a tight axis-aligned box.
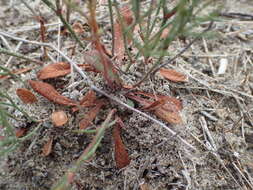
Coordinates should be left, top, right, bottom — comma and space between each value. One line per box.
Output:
41, 0, 86, 49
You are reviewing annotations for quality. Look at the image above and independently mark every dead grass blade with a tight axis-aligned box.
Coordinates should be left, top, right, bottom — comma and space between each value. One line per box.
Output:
113, 118, 130, 169
16, 88, 38, 104
29, 80, 78, 106
159, 68, 188, 83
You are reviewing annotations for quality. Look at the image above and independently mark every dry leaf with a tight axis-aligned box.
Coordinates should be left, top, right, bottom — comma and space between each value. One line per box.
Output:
79, 90, 96, 106
16, 88, 37, 104
15, 128, 27, 138
83, 50, 122, 87
113, 120, 130, 169
37, 62, 96, 79
29, 80, 78, 106
72, 90, 97, 112
42, 138, 53, 156
133, 91, 183, 111
154, 107, 182, 124
79, 100, 105, 129
51, 110, 68, 127
127, 92, 182, 124
159, 68, 188, 82
37, 62, 70, 79
113, 5, 134, 60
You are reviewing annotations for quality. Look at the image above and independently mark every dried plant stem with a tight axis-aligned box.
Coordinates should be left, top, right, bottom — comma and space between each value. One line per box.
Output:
0, 31, 196, 151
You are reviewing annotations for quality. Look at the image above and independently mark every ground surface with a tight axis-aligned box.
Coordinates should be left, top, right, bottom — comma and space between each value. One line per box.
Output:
0, 0, 253, 190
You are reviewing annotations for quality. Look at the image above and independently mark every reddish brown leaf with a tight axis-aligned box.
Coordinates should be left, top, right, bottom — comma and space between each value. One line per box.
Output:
0, 67, 34, 80
15, 128, 27, 138
113, 5, 134, 60
72, 90, 97, 112
113, 120, 130, 169
154, 107, 182, 124
42, 138, 53, 156
83, 50, 122, 87
29, 80, 78, 106
127, 92, 182, 124
159, 68, 188, 83
37, 62, 96, 79
79, 90, 96, 106
79, 100, 105, 129
134, 91, 183, 111
16, 88, 37, 104
51, 110, 68, 127
37, 62, 70, 79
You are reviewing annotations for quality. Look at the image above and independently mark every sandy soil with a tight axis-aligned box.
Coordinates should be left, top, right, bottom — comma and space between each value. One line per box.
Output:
0, 0, 253, 190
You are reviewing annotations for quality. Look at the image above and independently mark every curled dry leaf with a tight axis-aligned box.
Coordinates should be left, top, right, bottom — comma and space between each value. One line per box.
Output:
29, 80, 78, 106
42, 137, 53, 156
127, 92, 182, 124
79, 100, 105, 129
159, 68, 188, 83
113, 119, 130, 169
37, 62, 95, 80
51, 110, 68, 127
16, 88, 37, 104
113, 5, 134, 60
